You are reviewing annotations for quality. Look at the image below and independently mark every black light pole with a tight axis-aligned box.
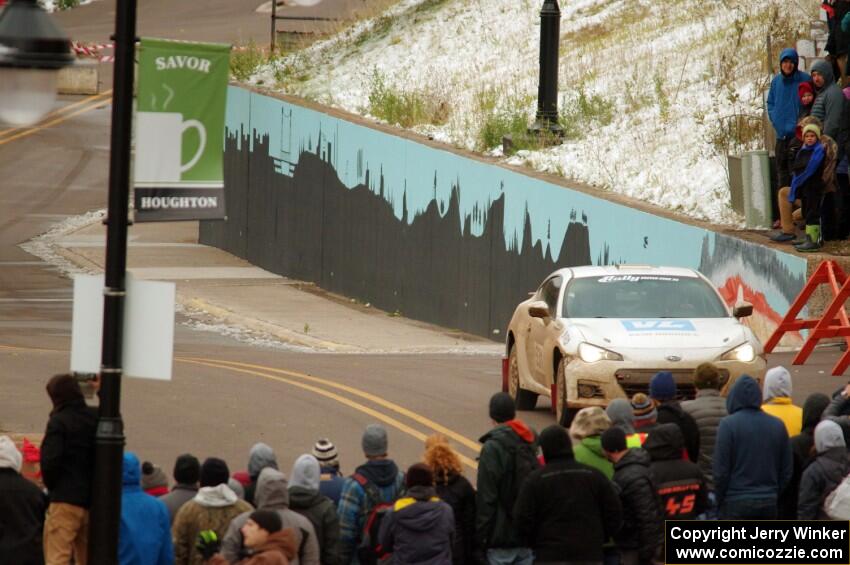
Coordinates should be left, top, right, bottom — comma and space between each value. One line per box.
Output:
88, 0, 138, 561
530, 0, 562, 135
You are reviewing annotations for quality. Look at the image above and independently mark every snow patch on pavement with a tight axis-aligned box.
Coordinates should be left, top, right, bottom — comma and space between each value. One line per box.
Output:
19, 210, 105, 277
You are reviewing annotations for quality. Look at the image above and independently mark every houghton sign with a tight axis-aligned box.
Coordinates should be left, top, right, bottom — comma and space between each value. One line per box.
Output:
134, 38, 230, 222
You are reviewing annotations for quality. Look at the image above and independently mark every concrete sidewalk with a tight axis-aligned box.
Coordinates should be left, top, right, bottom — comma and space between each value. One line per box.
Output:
26, 214, 500, 355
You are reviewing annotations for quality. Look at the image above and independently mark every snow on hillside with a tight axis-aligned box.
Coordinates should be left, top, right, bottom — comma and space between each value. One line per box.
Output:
252, 0, 818, 224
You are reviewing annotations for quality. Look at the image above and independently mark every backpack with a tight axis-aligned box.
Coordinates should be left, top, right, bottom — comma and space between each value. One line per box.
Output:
353, 473, 396, 565
824, 472, 850, 519
496, 434, 540, 511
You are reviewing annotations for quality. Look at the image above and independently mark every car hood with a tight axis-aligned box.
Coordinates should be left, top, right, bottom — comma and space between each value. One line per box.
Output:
568, 318, 747, 351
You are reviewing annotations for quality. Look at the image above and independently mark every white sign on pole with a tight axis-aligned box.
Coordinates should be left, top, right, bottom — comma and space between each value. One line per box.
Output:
70, 273, 175, 381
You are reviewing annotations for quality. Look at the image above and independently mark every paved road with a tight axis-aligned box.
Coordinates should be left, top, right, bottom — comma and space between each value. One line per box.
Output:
2, 1, 850, 483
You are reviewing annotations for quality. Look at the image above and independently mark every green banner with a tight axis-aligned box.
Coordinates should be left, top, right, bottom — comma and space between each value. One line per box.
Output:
134, 38, 230, 222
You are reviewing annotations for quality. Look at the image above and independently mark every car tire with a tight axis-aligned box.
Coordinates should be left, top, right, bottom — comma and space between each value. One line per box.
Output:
556, 357, 579, 427
508, 343, 538, 411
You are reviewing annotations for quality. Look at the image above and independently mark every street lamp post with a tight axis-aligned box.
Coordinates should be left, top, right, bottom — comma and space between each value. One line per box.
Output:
530, 0, 562, 136
0, 0, 139, 561
87, 0, 138, 561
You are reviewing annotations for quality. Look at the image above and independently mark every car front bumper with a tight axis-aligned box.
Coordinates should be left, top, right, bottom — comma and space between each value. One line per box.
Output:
562, 355, 766, 409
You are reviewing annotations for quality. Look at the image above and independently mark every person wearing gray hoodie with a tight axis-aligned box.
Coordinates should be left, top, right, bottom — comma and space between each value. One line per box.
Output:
244, 443, 279, 506
221, 467, 320, 565
762, 366, 803, 436
288, 454, 341, 565
797, 420, 850, 519
811, 60, 845, 140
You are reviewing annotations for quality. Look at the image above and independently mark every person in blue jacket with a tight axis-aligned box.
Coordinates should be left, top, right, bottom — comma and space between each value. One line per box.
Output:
767, 48, 811, 218
713, 376, 793, 519
120, 451, 174, 565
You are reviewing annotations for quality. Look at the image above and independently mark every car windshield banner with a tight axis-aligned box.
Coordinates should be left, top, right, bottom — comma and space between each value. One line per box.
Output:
134, 38, 230, 222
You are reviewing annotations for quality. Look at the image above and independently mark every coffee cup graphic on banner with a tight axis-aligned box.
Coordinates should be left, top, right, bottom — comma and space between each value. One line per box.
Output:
135, 111, 206, 183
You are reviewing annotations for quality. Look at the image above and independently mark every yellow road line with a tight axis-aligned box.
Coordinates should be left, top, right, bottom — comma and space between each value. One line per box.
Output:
0, 90, 113, 140
0, 344, 481, 467
182, 358, 479, 470
181, 357, 482, 454
0, 93, 112, 146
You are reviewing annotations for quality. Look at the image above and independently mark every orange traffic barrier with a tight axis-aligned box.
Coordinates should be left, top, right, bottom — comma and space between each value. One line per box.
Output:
764, 260, 850, 375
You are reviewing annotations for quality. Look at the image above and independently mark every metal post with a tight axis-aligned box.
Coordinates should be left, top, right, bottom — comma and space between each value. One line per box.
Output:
271, 0, 276, 53
531, 0, 562, 135
87, 0, 137, 561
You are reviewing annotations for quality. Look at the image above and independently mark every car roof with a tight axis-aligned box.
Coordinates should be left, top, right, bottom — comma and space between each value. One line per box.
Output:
550, 265, 701, 279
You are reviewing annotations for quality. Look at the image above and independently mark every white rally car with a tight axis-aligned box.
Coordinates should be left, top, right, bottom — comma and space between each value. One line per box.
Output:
502, 265, 766, 425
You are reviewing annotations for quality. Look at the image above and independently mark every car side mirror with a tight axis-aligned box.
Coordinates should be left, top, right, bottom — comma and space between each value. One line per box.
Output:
733, 301, 753, 318
528, 300, 550, 319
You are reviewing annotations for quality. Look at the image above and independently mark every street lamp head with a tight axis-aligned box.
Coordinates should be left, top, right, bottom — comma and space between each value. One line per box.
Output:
0, 0, 73, 126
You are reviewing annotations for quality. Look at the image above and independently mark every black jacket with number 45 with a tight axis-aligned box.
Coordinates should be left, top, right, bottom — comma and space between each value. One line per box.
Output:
644, 423, 708, 520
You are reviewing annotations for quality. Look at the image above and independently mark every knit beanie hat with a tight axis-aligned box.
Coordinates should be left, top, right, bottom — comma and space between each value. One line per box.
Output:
538, 424, 573, 462
606, 398, 635, 434
200, 457, 230, 488
631, 393, 657, 427
405, 462, 434, 488
249, 509, 282, 534
569, 407, 611, 441
803, 123, 822, 139
601, 426, 627, 453
290, 454, 321, 492
362, 424, 389, 457
489, 392, 516, 423
173, 453, 200, 485
0, 436, 22, 472
141, 462, 169, 492
312, 438, 339, 468
798, 81, 814, 101
649, 371, 676, 401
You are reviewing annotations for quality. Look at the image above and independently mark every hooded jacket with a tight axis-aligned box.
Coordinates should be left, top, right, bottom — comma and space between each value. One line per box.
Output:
791, 393, 831, 467
811, 60, 845, 140
288, 454, 341, 565
611, 448, 663, 565
0, 436, 46, 565
798, 421, 850, 520
173, 482, 253, 565
644, 424, 707, 520
337, 458, 405, 564
782, 394, 831, 520
245, 443, 279, 506
513, 426, 622, 562
119, 452, 174, 565
713, 376, 793, 507
40, 387, 98, 508
682, 388, 727, 490
573, 436, 614, 479
378, 485, 455, 565
476, 420, 538, 551
656, 401, 700, 464
209, 530, 297, 565
221, 468, 319, 565
768, 49, 812, 139
762, 367, 803, 436
827, 0, 850, 57
433, 472, 476, 565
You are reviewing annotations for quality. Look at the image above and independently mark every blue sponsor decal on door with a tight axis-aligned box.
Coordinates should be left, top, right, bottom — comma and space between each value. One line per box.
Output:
622, 320, 696, 332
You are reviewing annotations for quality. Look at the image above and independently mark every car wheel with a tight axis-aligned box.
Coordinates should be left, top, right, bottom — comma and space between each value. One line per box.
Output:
555, 357, 579, 427
508, 343, 538, 411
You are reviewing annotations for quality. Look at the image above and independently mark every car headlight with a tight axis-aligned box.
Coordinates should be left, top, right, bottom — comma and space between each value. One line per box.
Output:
720, 342, 755, 363
578, 342, 623, 363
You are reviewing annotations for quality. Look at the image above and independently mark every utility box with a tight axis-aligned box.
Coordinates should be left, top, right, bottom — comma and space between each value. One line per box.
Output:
741, 150, 772, 229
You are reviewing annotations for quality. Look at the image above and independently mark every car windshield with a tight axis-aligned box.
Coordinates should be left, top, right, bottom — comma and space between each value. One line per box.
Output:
562, 275, 729, 319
